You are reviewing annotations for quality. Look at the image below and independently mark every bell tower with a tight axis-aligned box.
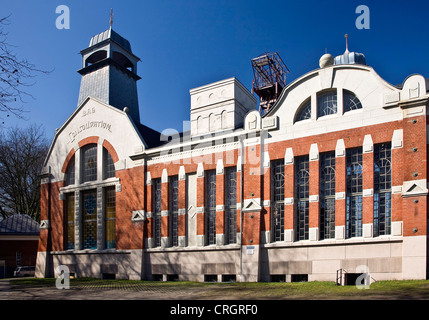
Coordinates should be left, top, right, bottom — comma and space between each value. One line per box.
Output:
77, 17, 141, 123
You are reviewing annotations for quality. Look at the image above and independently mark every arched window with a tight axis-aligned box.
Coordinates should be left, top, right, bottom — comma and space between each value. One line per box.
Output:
85, 50, 107, 67
61, 140, 119, 251
65, 155, 75, 186
295, 98, 311, 122
81, 144, 97, 183
317, 91, 337, 117
343, 90, 362, 112
103, 147, 115, 179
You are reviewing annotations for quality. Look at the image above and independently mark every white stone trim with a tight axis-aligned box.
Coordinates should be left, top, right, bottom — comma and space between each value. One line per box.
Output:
309, 195, 319, 203
285, 147, 294, 164
335, 225, 345, 240
161, 168, 168, 183
363, 134, 373, 153
391, 221, 403, 236
363, 188, 373, 197
216, 159, 224, 175
309, 143, 319, 161
335, 192, 345, 200
335, 139, 345, 157
131, 210, 145, 222
392, 129, 403, 149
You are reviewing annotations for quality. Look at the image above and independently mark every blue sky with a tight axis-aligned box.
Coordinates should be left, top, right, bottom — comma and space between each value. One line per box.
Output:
1, 0, 429, 139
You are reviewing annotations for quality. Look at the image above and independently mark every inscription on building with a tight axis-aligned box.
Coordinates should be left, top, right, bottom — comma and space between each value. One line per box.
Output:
68, 120, 112, 143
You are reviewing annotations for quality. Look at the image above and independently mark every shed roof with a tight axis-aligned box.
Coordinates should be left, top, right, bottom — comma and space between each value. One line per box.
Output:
0, 215, 40, 235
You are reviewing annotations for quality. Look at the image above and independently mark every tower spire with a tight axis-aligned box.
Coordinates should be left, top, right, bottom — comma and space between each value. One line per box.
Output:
109, 8, 113, 28
344, 34, 349, 53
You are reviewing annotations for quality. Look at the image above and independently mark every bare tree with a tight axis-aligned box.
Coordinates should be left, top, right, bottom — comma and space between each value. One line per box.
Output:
0, 15, 50, 121
0, 125, 49, 222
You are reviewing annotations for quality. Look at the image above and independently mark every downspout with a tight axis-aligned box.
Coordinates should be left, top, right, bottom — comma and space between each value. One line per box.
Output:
239, 133, 245, 282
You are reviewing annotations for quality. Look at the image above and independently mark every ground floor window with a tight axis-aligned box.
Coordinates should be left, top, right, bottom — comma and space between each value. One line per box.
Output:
82, 189, 97, 249
66, 193, 75, 250
104, 187, 116, 249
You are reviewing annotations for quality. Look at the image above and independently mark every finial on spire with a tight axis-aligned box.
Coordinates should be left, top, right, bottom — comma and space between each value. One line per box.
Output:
109, 8, 114, 27
344, 34, 349, 52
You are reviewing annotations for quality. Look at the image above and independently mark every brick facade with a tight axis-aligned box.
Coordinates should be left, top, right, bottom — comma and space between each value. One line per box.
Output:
35, 27, 429, 282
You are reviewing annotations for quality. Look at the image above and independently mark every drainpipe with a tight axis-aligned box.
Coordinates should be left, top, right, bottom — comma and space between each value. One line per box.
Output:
238, 133, 245, 282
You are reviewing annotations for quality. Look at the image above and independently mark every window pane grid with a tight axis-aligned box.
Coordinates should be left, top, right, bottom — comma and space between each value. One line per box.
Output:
343, 90, 362, 112
317, 91, 337, 117
295, 156, 309, 241
169, 176, 179, 247
65, 156, 75, 186
82, 144, 97, 183
103, 148, 115, 179
205, 170, 216, 245
225, 167, 237, 244
271, 159, 285, 242
104, 186, 116, 249
82, 189, 97, 249
346, 148, 363, 238
374, 143, 392, 237
153, 179, 162, 247
320, 152, 336, 240
66, 193, 75, 250
296, 99, 311, 122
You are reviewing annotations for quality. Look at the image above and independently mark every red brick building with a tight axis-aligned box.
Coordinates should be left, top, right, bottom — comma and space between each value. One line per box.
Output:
0, 215, 40, 278
36, 27, 429, 282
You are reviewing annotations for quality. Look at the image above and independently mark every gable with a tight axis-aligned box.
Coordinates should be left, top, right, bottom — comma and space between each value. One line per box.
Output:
264, 65, 405, 141
43, 97, 147, 182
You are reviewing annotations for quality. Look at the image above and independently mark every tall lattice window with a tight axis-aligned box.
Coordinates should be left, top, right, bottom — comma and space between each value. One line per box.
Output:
205, 170, 217, 246
169, 176, 179, 247
103, 148, 115, 179
81, 144, 97, 182
225, 167, 237, 244
346, 148, 363, 238
295, 156, 309, 241
320, 152, 336, 240
271, 159, 285, 242
82, 189, 97, 249
65, 156, 75, 186
152, 178, 162, 247
104, 186, 116, 249
374, 142, 392, 236
65, 193, 75, 250
317, 91, 337, 117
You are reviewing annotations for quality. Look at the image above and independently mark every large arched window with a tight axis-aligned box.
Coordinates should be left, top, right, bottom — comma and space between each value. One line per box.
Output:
343, 90, 362, 112
60, 140, 119, 251
295, 98, 311, 122
317, 90, 337, 117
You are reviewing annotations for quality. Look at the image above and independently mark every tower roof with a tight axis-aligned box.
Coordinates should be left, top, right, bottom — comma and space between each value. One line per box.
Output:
88, 27, 132, 53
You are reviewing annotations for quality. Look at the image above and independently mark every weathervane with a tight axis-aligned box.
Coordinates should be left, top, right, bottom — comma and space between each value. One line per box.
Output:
109, 8, 113, 27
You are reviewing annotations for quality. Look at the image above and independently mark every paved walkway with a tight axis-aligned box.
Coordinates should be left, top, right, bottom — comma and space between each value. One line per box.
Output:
0, 278, 228, 300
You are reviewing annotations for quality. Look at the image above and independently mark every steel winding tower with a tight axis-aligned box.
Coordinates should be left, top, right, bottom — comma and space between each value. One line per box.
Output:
251, 52, 289, 114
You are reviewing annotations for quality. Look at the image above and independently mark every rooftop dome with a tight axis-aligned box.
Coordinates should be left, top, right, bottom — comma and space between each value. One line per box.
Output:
334, 50, 366, 65
333, 34, 367, 66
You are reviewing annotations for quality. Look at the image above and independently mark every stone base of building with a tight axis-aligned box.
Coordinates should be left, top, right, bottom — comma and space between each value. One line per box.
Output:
36, 235, 427, 282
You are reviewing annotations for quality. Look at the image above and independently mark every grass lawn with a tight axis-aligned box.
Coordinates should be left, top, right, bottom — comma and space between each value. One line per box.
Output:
9, 278, 429, 299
